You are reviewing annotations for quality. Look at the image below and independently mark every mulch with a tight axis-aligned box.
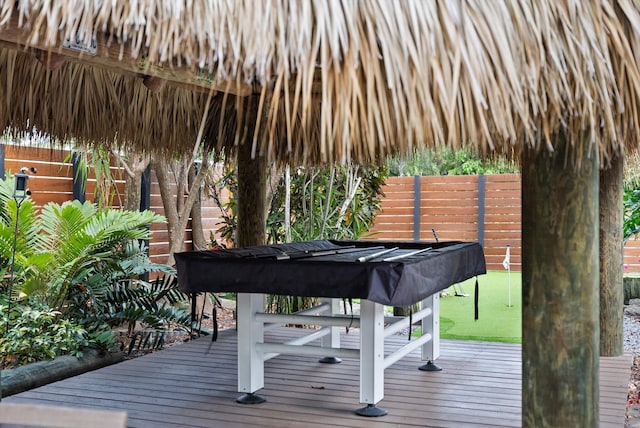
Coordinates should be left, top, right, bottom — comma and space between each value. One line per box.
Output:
119, 305, 236, 359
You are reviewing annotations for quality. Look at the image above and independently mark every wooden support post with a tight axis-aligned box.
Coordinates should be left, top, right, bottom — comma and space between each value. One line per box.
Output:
599, 155, 624, 356
236, 97, 266, 248
521, 136, 599, 427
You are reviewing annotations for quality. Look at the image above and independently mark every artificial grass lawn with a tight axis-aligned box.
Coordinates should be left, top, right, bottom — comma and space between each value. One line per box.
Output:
438, 270, 522, 343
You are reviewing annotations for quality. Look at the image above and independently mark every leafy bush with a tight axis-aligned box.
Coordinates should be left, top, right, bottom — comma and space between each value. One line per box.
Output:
625, 187, 640, 243
0, 175, 192, 364
0, 302, 89, 368
386, 147, 518, 176
211, 163, 387, 245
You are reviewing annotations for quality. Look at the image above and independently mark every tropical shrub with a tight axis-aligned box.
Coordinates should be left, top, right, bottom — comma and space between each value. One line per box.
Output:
0, 175, 192, 364
625, 187, 640, 243
0, 302, 89, 367
624, 158, 640, 243
211, 163, 387, 245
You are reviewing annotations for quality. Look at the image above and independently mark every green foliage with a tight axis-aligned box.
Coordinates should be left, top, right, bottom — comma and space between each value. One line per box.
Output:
0, 302, 89, 367
96, 273, 191, 332
268, 164, 386, 242
624, 187, 640, 243
211, 163, 387, 246
208, 167, 237, 246
2, 199, 168, 312
624, 159, 640, 243
0, 176, 192, 364
386, 147, 518, 176
209, 163, 386, 314
63, 145, 124, 209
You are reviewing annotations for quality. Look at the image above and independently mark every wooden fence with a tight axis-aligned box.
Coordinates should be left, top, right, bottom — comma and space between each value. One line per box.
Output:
0, 144, 226, 266
3, 144, 640, 272
367, 174, 640, 272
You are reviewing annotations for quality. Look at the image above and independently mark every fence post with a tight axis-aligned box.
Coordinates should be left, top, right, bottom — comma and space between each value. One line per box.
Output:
140, 166, 151, 212
0, 144, 5, 179
71, 153, 85, 202
413, 175, 421, 242
395, 175, 423, 317
139, 166, 152, 281
477, 174, 485, 246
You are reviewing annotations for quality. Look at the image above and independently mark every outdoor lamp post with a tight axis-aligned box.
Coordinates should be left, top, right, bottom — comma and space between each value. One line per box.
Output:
1, 172, 30, 402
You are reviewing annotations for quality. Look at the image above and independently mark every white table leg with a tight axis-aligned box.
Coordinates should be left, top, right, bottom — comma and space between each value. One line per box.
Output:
420, 293, 442, 371
237, 293, 266, 403
357, 300, 387, 416
319, 298, 342, 363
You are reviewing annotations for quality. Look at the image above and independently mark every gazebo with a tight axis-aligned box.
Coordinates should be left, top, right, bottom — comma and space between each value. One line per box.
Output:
1, 1, 638, 425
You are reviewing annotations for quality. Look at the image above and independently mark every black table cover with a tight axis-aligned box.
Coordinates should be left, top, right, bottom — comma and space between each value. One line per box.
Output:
175, 240, 486, 307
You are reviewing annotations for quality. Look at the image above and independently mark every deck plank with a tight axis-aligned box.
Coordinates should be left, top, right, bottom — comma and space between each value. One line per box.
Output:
3, 327, 631, 427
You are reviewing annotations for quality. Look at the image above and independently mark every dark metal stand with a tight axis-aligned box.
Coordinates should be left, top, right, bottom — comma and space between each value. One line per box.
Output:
318, 357, 342, 364
236, 393, 266, 404
418, 361, 442, 372
355, 404, 388, 417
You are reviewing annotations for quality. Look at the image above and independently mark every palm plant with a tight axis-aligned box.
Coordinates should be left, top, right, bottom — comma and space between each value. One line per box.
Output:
0, 177, 191, 354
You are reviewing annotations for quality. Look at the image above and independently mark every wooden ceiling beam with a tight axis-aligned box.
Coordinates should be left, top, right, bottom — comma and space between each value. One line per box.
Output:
34, 50, 66, 70
0, 15, 254, 97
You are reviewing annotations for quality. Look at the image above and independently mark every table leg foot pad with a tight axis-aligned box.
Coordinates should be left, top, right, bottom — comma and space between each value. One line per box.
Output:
318, 356, 342, 364
355, 404, 388, 417
418, 361, 443, 372
236, 393, 266, 404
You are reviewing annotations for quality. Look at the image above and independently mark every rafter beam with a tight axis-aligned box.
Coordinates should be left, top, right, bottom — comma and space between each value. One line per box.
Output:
0, 15, 254, 96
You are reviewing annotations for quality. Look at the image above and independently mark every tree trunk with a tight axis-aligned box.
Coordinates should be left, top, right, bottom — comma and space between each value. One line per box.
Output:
123, 174, 142, 212
236, 140, 267, 247
189, 163, 206, 250
153, 160, 182, 260
599, 155, 624, 356
115, 150, 150, 212
153, 154, 211, 265
521, 135, 599, 427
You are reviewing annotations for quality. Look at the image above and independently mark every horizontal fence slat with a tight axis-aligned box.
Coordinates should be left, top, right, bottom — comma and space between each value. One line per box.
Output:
372, 173, 640, 273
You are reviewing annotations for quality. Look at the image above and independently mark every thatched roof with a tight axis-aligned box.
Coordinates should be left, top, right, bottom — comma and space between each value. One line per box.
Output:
1, 1, 640, 165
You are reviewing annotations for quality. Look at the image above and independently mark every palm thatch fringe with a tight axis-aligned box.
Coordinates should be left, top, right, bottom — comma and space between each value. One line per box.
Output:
0, 1, 640, 165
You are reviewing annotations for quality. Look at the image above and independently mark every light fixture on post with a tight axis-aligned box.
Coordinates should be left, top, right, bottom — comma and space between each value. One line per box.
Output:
13, 172, 29, 200
1, 171, 30, 402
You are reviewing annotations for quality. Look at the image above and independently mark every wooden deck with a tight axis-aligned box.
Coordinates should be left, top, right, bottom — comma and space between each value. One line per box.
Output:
3, 327, 632, 428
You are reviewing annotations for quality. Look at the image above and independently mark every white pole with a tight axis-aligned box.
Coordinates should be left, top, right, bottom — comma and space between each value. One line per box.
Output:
508, 262, 512, 307
285, 165, 291, 242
